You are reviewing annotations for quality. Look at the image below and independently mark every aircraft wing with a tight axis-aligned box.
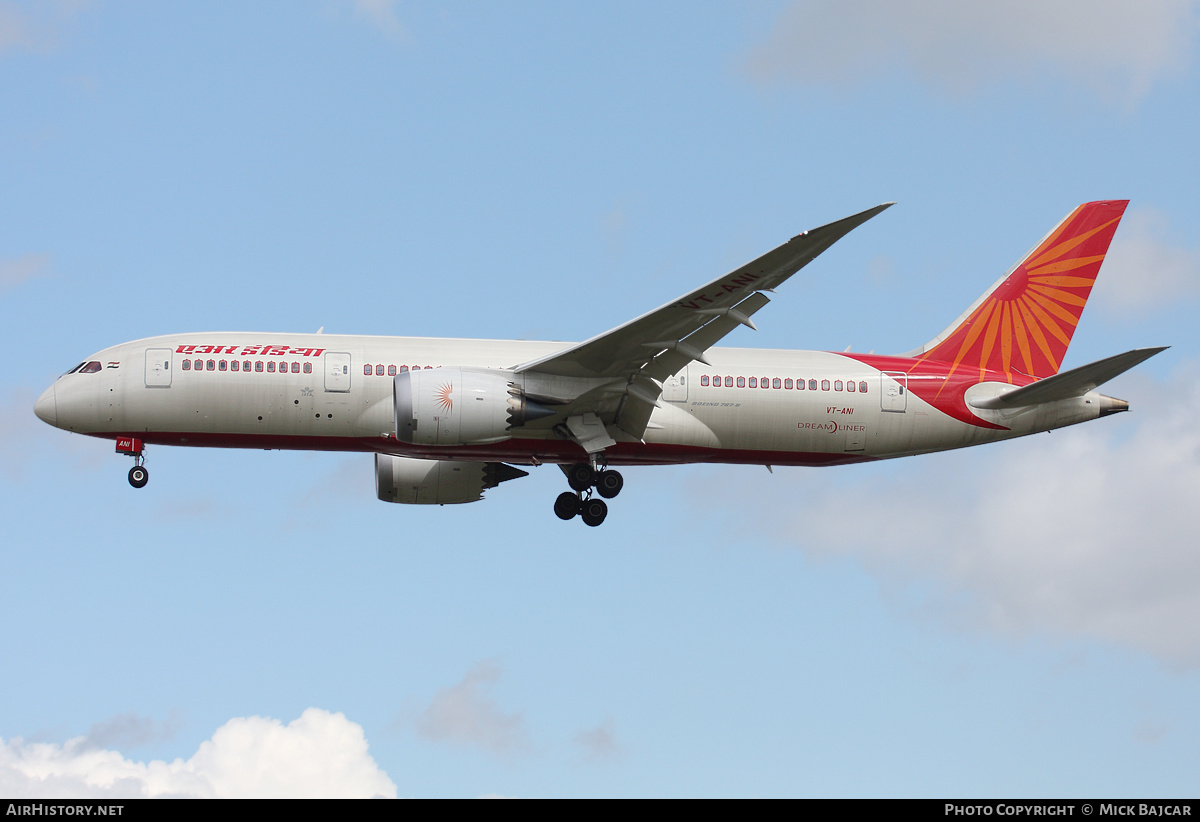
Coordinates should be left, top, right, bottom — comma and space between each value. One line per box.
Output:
513, 203, 894, 381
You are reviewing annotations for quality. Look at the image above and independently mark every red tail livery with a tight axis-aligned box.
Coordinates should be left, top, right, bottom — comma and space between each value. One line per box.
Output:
911, 200, 1128, 382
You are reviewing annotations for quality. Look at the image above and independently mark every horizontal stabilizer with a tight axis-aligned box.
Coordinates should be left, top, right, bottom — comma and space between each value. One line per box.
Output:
970, 347, 1167, 409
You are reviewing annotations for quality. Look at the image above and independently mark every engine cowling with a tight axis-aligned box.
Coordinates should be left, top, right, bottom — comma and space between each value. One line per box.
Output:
375, 454, 528, 504
393, 366, 554, 446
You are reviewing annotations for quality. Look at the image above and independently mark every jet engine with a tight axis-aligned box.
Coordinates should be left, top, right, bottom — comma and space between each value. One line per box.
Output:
394, 366, 555, 446
375, 454, 528, 504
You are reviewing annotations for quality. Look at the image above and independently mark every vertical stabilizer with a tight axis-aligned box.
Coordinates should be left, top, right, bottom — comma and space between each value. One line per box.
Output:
908, 200, 1128, 382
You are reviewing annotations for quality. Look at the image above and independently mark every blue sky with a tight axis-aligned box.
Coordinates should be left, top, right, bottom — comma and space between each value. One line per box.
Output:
3, 0, 1199, 798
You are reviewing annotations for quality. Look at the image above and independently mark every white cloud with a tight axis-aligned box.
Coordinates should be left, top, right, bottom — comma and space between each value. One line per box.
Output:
414, 661, 529, 756
0, 388, 52, 482
0, 1, 39, 55
83, 711, 183, 751
743, 0, 1199, 102
0, 708, 397, 798
735, 362, 1200, 668
1095, 206, 1200, 317
0, 1, 88, 58
573, 716, 621, 761
353, 0, 407, 43
0, 253, 50, 292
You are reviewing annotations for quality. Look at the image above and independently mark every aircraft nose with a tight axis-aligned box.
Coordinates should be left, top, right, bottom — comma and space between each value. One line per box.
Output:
34, 384, 57, 426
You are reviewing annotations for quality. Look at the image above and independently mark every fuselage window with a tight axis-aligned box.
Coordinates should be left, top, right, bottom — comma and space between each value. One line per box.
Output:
724, 376, 733, 387
255, 361, 264, 372
193, 359, 202, 370
784, 378, 792, 389
859, 381, 868, 393
231, 361, 239, 372
821, 379, 830, 391
700, 375, 710, 386
809, 379, 818, 390
388, 365, 396, 376
207, 360, 215, 371
846, 380, 854, 392
736, 376, 746, 388
364, 364, 372, 376
304, 363, 312, 374
373, 364, 381, 376
267, 362, 275, 373
773, 378, 781, 389
748, 377, 757, 388
834, 380, 842, 391
761, 376, 769, 389
244, 360, 252, 371
424, 365, 432, 369
219, 360, 227, 371
399, 365, 409, 372
182, 360, 190, 371
292, 362, 300, 373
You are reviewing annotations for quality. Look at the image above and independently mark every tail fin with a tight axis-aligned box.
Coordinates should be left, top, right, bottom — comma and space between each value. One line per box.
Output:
908, 200, 1128, 382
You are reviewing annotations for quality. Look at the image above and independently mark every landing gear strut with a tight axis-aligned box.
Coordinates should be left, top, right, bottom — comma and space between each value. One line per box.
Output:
117, 437, 148, 489
554, 462, 622, 526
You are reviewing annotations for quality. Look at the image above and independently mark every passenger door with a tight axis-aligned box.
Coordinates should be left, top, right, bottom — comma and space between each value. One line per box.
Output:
144, 348, 173, 388
324, 352, 352, 393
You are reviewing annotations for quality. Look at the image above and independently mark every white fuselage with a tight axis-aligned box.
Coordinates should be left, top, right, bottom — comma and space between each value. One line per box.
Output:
37, 332, 1107, 468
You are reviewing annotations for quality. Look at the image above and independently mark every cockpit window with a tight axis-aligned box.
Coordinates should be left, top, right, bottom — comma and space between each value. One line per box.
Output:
65, 362, 86, 375
79, 361, 103, 374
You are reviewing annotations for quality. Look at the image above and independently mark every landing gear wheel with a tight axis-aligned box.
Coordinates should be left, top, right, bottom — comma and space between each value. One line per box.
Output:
596, 469, 623, 499
128, 465, 149, 489
580, 498, 608, 527
567, 463, 595, 492
554, 491, 580, 521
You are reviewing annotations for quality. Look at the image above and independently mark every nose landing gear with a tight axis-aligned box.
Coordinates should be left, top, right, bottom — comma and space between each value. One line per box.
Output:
116, 437, 149, 489
128, 462, 149, 489
554, 462, 622, 526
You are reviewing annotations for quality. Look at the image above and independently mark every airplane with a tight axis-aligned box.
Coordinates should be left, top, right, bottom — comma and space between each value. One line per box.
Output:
33, 200, 1165, 527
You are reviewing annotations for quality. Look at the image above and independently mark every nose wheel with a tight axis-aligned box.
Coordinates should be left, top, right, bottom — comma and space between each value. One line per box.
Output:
128, 463, 149, 489
554, 463, 622, 526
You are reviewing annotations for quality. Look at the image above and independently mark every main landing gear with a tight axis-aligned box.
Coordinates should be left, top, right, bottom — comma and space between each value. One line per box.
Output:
554, 462, 623, 527
117, 437, 149, 489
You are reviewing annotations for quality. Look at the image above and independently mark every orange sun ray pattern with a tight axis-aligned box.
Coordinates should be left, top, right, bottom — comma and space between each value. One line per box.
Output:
917, 201, 1127, 383
435, 382, 454, 413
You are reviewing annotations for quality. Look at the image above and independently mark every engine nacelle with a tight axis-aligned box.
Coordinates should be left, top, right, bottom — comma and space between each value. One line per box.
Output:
394, 366, 555, 446
375, 454, 528, 504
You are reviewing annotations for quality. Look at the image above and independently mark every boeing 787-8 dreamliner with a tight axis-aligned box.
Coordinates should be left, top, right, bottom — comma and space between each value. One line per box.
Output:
34, 200, 1163, 526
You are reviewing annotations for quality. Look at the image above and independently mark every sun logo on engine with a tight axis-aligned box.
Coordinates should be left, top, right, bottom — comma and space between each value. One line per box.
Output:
435, 382, 454, 413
